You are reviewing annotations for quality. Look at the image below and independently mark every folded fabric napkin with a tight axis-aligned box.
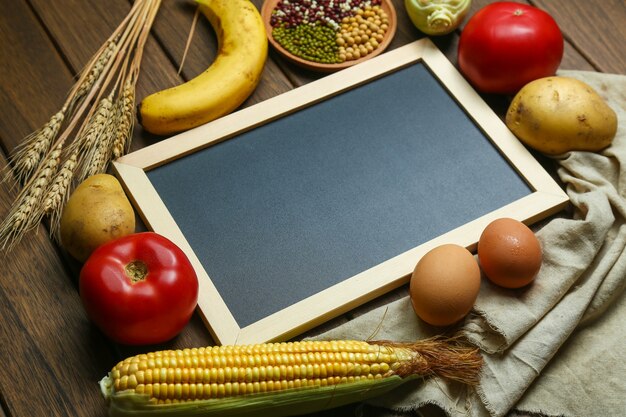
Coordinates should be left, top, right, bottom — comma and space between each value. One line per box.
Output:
310, 70, 626, 417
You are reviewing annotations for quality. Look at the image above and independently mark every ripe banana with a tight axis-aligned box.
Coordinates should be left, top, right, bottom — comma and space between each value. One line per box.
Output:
139, 0, 268, 135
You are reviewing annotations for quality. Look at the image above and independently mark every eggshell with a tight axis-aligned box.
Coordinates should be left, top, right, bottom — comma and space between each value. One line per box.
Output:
478, 218, 542, 289
409, 244, 481, 326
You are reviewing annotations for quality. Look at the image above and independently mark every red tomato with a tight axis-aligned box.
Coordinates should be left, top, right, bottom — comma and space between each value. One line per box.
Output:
79, 232, 199, 345
458, 2, 563, 94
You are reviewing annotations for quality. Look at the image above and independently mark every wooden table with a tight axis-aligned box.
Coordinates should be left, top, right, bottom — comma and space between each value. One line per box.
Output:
0, 1, 624, 416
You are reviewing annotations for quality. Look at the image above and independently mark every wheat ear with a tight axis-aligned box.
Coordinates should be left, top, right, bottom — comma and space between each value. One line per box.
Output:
68, 40, 118, 114
85, 93, 118, 178
73, 96, 114, 183
112, 81, 136, 159
85, 114, 117, 178
0, 142, 63, 250
5, 111, 65, 185
43, 149, 78, 239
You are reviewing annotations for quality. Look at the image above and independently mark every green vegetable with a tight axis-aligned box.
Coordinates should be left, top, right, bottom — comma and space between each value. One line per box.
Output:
404, 0, 471, 36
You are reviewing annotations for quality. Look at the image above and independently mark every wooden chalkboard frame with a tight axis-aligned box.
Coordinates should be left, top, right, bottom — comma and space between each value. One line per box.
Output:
113, 38, 568, 345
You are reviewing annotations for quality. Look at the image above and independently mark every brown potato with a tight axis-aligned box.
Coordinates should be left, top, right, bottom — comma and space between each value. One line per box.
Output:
506, 76, 617, 155
60, 174, 135, 262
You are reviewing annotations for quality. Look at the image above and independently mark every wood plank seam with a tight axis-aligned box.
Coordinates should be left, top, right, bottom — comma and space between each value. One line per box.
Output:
0, 283, 76, 416
22, 0, 83, 77
0, 389, 10, 417
527, 0, 601, 73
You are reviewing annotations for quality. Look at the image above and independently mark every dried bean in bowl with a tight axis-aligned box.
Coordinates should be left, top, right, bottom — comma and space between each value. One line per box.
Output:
270, 0, 389, 64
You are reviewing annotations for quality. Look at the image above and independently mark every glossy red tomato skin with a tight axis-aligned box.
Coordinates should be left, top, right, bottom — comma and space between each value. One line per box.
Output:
79, 232, 199, 345
458, 2, 564, 94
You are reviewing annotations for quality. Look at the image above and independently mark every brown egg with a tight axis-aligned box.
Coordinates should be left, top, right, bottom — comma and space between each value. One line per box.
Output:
478, 218, 542, 289
409, 244, 481, 326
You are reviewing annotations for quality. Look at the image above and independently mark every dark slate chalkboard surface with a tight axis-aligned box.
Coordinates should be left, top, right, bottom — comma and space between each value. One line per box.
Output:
147, 63, 531, 327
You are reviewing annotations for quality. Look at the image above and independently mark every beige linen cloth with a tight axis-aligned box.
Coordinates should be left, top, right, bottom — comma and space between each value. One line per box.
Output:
311, 70, 626, 417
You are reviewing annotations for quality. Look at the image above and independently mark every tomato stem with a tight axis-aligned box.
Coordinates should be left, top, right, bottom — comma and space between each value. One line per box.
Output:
125, 260, 148, 283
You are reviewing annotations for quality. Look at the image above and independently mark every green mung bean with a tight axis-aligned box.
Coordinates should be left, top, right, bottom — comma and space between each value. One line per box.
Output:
273, 23, 341, 64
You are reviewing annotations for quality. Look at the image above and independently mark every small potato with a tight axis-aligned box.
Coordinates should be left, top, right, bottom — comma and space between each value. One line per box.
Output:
506, 76, 617, 155
60, 174, 135, 262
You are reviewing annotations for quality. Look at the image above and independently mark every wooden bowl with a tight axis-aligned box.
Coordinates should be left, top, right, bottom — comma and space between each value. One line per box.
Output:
261, 0, 397, 73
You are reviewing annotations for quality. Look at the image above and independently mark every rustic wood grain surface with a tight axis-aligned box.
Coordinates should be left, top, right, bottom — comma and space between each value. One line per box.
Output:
0, 1, 624, 416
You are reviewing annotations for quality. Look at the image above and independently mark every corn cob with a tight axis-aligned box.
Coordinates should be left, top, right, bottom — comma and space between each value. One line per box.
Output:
100, 338, 482, 416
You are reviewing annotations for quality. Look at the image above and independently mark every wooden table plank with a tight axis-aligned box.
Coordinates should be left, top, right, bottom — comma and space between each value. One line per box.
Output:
534, 0, 626, 74
0, 0, 74, 152
0, 1, 624, 416
27, 0, 180, 96
0, 3, 121, 402
0, 149, 116, 417
0, 5, 111, 417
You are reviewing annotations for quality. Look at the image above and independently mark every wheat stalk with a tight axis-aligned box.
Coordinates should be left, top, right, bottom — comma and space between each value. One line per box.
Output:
74, 0, 156, 174
0, 0, 162, 251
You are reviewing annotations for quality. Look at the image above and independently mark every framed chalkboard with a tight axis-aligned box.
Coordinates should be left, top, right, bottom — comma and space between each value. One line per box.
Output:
113, 39, 568, 345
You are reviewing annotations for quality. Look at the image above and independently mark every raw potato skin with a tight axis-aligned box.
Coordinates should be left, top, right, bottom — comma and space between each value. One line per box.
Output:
60, 174, 135, 262
505, 76, 618, 155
